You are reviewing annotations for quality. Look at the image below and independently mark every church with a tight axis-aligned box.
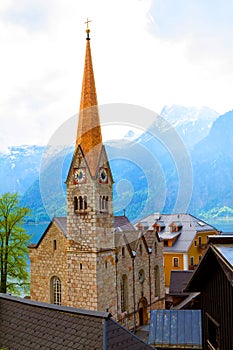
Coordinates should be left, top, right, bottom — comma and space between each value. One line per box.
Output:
29, 24, 165, 329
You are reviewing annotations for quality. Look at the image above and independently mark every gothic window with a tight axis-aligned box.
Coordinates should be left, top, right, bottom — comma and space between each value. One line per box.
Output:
120, 274, 128, 312
51, 276, 62, 305
154, 266, 160, 297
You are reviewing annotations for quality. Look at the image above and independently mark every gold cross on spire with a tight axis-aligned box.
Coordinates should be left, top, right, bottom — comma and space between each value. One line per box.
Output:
85, 18, 91, 39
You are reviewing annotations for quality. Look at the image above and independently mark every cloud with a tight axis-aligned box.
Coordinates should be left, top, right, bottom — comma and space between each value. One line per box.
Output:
0, 0, 233, 151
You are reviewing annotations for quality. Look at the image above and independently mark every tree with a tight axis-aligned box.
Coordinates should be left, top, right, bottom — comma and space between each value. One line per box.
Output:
0, 193, 30, 294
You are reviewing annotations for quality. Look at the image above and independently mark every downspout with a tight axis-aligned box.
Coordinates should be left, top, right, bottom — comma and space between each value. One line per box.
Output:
132, 251, 136, 333
115, 251, 119, 319
148, 248, 152, 306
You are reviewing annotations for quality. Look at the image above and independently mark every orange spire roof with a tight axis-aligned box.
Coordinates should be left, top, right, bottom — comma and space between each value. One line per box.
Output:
76, 21, 103, 176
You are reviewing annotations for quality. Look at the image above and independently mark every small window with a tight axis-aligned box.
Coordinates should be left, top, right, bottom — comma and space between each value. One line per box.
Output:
105, 261, 108, 269
173, 257, 179, 267
198, 236, 202, 245
139, 244, 142, 255
138, 269, 145, 284
80, 263, 82, 270
194, 240, 197, 247
164, 240, 168, 247
53, 240, 57, 251
122, 246, 125, 258
190, 256, 194, 266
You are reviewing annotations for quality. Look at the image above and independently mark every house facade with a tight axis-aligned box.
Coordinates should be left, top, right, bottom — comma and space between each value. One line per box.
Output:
136, 213, 220, 288
29, 25, 165, 330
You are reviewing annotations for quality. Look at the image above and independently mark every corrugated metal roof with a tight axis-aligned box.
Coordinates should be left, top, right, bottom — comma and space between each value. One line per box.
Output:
149, 310, 202, 349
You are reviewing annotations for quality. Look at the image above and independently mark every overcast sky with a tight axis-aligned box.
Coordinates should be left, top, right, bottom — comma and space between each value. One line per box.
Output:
1, 0, 233, 152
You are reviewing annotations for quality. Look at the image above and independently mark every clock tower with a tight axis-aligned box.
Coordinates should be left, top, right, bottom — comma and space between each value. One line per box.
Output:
65, 23, 116, 314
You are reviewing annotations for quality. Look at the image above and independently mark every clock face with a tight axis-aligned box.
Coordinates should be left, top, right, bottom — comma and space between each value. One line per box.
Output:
98, 167, 108, 184
73, 168, 86, 184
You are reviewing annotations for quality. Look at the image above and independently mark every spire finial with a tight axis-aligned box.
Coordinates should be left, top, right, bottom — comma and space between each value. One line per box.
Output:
85, 18, 91, 40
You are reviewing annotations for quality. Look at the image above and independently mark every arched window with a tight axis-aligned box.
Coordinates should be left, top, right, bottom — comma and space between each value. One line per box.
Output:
83, 196, 87, 210
154, 266, 160, 298
121, 274, 128, 312
102, 196, 105, 210
105, 196, 109, 212
51, 276, 62, 305
138, 269, 145, 284
78, 196, 83, 210
74, 196, 78, 210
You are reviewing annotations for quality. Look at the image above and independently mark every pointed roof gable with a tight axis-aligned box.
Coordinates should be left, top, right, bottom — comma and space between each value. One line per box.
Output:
75, 28, 103, 176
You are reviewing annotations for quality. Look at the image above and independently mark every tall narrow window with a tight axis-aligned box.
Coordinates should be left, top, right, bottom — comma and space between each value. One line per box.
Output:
99, 196, 102, 211
84, 195, 87, 210
198, 236, 202, 245
122, 246, 125, 258
102, 196, 105, 210
121, 274, 128, 312
154, 266, 160, 297
106, 196, 109, 212
51, 276, 61, 305
74, 196, 78, 210
53, 240, 57, 251
190, 256, 194, 266
78, 196, 83, 210
173, 257, 179, 267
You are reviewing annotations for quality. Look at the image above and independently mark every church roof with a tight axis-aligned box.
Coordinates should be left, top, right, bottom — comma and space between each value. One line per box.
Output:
75, 27, 103, 176
114, 215, 136, 231
0, 293, 153, 349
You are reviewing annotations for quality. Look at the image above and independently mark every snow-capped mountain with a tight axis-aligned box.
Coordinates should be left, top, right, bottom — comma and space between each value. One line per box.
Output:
160, 105, 219, 149
0, 145, 45, 195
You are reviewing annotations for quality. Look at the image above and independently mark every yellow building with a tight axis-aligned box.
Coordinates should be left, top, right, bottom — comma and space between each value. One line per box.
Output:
136, 213, 220, 288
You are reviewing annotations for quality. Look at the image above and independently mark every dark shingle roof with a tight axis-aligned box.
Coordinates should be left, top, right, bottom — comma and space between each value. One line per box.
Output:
169, 270, 194, 295
0, 294, 153, 350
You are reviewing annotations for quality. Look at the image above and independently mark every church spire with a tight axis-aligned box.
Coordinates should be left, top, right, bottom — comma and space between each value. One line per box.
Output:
76, 19, 103, 176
